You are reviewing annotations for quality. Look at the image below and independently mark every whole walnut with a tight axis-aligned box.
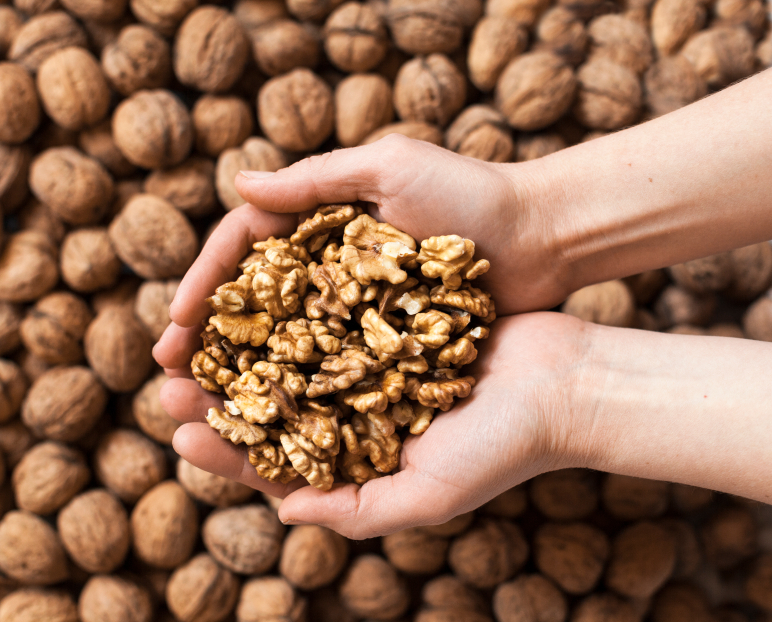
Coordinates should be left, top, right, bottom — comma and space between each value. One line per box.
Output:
134, 281, 179, 343
129, 0, 198, 36
448, 519, 528, 589
644, 55, 708, 117
561, 280, 637, 327
383, 527, 448, 575
92, 277, 142, 314
394, 54, 466, 127
660, 518, 702, 578
416, 575, 490, 622
238, 576, 307, 622
79, 121, 137, 178
12, 441, 88, 515
216, 137, 287, 210
651, 0, 707, 54
58, 489, 130, 573
572, 593, 638, 622
0, 231, 58, 304
37, 47, 110, 131
144, 158, 216, 217
22, 366, 107, 441
468, 16, 527, 92
109, 194, 198, 280
174, 6, 249, 93
482, 486, 528, 518
113, 89, 193, 169
420, 512, 475, 537
493, 574, 567, 622
339, 555, 409, 620
574, 59, 641, 130
714, 0, 766, 36
16, 201, 66, 250
78, 575, 153, 622
496, 52, 576, 131
258, 68, 334, 152
60, 228, 121, 293
668, 253, 733, 294
725, 243, 772, 301
682, 26, 755, 89
84, 306, 154, 392
0, 144, 31, 213
0, 589, 78, 622
743, 294, 772, 341
324, 2, 387, 73
486, 0, 551, 27
132, 373, 179, 444
0, 359, 26, 424
9, 12, 88, 73
280, 524, 348, 589
534, 7, 587, 66
0, 7, 22, 59
109, 179, 144, 220
193, 95, 253, 158
30, 147, 113, 225
177, 457, 254, 507
0, 420, 35, 468
602, 474, 669, 520
534, 522, 609, 594
605, 521, 676, 598
445, 105, 514, 162
102, 25, 171, 95
166, 553, 239, 622
388, 0, 478, 55
651, 583, 713, 622
234, 0, 289, 31
362, 121, 444, 145
203, 504, 285, 574
0, 303, 22, 356
587, 15, 652, 75
132, 480, 198, 569
654, 285, 716, 328
250, 18, 319, 77
19, 292, 93, 365
516, 132, 567, 162
0, 510, 69, 584
0, 62, 40, 144
530, 469, 599, 521
701, 505, 757, 569
95, 428, 167, 502
335, 73, 393, 148
59, 0, 127, 22
745, 553, 772, 612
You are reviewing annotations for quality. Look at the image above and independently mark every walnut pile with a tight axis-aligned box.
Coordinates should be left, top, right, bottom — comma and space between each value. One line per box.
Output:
192, 205, 495, 491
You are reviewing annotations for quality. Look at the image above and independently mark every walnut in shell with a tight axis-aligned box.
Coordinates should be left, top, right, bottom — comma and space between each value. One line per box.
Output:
602, 474, 669, 520
394, 54, 466, 127
19, 292, 93, 365
95, 428, 167, 502
324, 2, 388, 73
237, 576, 307, 622
0, 7, 22, 59
0, 589, 78, 622
78, 575, 153, 622
0, 510, 69, 585
250, 18, 319, 77
0, 232, 60, 303
387, 0, 473, 55
129, 0, 197, 36
586, 15, 652, 75
531, 469, 599, 520
9, 11, 88, 73
644, 55, 708, 117
572, 594, 638, 622
102, 25, 171, 95
726, 243, 772, 301
132, 374, 179, 444
534, 7, 587, 66
681, 26, 755, 89
134, 281, 179, 343
339, 555, 410, 620
0, 303, 22, 356
445, 105, 514, 163
561, 280, 637, 327
60, 228, 121, 293
668, 253, 733, 294
60, 0, 127, 22
177, 457, 254, 507
714, 0, 766, 36
493, 574, 567, 622
605, 521, 676, 598
166, 553, 240, 622
654, 285, 716, 328
215, 137, 287, 210
0, 144, 32, 213
79, 121, 136, 178
650, 0, 706, 55
0, 62, 40, 144
415, 575, 490, 622
534, 522, 609, 594
701, 505, 757, 569
467, 16, 527, 91
335, 73, 393, 148
0, 359, 26, 424
288, 0, 344, 21
383, 527, 449, 575
743, 294, 772, 341
280, 524, 348, 589
574, 58, 642, 130
516, 132, 567, 162
193, 95, 254, 157
361, 121, 444, 146
144, 158, 216, 217
745, 553, 772, 611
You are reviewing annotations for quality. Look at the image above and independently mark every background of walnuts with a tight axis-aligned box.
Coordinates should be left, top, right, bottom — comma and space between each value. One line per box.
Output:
1, 0, 772, 620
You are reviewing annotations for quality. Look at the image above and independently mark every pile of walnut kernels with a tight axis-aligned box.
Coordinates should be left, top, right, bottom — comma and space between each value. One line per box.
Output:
192, 205, 495, 491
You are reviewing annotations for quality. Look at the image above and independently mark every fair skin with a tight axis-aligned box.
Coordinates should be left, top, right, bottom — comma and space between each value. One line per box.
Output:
155, 69, 772, 539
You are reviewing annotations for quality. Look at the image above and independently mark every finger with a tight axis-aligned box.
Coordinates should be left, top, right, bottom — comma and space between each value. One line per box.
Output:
169, 205, 298, 328
153, 323, 202, 370
163, 367, 194, 380
173, 423, 305, 498
160, 378, 223, 423
277, 465, 469, 539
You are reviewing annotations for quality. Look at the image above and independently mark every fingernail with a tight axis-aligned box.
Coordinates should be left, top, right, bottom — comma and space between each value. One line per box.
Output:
239, 170, 275, 180
280, 518, 308, 526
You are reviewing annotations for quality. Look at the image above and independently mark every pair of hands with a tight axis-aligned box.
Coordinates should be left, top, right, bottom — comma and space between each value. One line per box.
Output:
154, 135, 596, 539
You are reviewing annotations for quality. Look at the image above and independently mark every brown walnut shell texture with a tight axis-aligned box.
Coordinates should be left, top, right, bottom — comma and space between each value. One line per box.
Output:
335, 73, 393, 148
586, 15, 653, 75
133, 372, 180, 444
468, 16, 528, 92
215, 137, 287, 210
383, 527, 449, 575
102, 24, 172, 96
280, 525, 349, 589
493, 574, 568, 622
339, 555, 410, 620
516, 132, 567, 162
561, 280, 637, 327
193, 95, 254, 158
0, 62, 41, 144
79, 121, 137, 178
0, 7, 23, 59
0, 589, 79, 622
250, 18, 319, 77
20, 292, 92, 366
445, 104, 514, 162
166, 553, 240, 622
0, 144, 32, 213
78, 575, 153, 622
95, 428, 167, 503
487, 0, 552, 27
394, 54, 467, 127
602, 474, 669, 520
388, 0, 472, 55
534, 522, 609, 594
681, 26, 755, 89
287, 0, 345, 21
644, 55, 708, 117
177, 457, 254, 507
725, 243, 772, 301
324, 2, 388, 73
238, 576, 307, 622
534, 7, 588, 66
0, 510, 69, 585
0, 359, 28, 424
144, 158, 216, 217
0, 302, 23, 356
574, 58, 642, 130
134, 280, 180, 342
60, 227, 122, 293
130, 0, 198, 36
9, 11, 88, 73
60, 0, 128, 22
530, 469, 599, 520
651, 0, 706, 55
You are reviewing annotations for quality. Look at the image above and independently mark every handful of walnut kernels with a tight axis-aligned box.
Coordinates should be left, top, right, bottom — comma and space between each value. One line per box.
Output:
191, 205, 495, 491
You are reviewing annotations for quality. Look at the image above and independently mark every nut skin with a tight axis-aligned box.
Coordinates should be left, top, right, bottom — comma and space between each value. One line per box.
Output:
0, 231, 59, 303
335, 73, 393, 148
0, 303, 22, 356
237, 576, 307, 622
144, 158, 216, 218
561, 280, 637, 328
651, 0, 706, 55
132, 373, 180, 444
339, 555, 410, 620
258, 68, 335, 152
22, 366, 108, 442
58, 489, 130, 573
0, 589, 79, 622
250, 18, 319, 77
445, 104, 514, 163
394, 54, 467, 127
37, 47, 110, 131
129, 0, 197, 36
602, 474, 670, 520
174, 6, 249, 93
113, 89, 193, 169
9, 12, 88, 73
0, 359, 27, 424
644, 55, 708, 117
78, 575, 153, 622
19, 292, 93, 365
131, 480, 198, 570
166, 553, 239, 622
0, 62, 40, 144
95, 429, 167, 503
0, 144, 32, 213
102, 25, 172, 96
215, 137, 287, 210
193, 95, 254, 158
280, 524, 349, 589
681, 26, 755, 89
574, 59, 642, 130
324, 2, 388, 73
492, 574, 567, 622
0, 510, 69, 585
361, 121, 444, 146
60, 228, 122, 293
12, 441, 90, 515
534, 522, 609, 594
176, 457, 254, 507
383, 527, 449, 575
468, 16, 527, 92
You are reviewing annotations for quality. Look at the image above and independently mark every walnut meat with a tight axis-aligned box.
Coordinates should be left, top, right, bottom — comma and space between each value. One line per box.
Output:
445, 105, 514, 162
250, 18, 319, 77
177, 457, 254, 507
534, 522, 609, 594
605, 521, 676, 598
19, 292, 93, 365
237, 576, 307, 622
258, 68, 334, 152
280, 524, 348, 589
0, 359, 26, 423
682, 26, 755, 88
0, 62, 40, 144
60, 228, 121, 293
102, 25, 171, 95
561, 280, 637, 327
335, 73, 393, 148
468, 16, 527, 91
194, 95, 254, 157
394, 54, 466, 127
493, 574, 567, 622
215, 137, 287, 210
383, 527, 449, 575
129, 0, 197, 36
602, 474, 669, 520
0, 510, 69, 585
339, 555, 409, 620
0, 589, 78, 622
95, 428, 167, 502
574, 59, 642, 130
324, 2, 388, 73
644, 55, 708, 117
651, 0, 706, 55
166, 553, 239, 622
9, 11, 88, 73
57, 489, 130, 573
78, 575, 153, 622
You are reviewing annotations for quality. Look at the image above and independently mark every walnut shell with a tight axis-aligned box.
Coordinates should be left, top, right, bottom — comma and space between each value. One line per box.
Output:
22, 366, 107, 441
493, 574, 567, 622
572, 593, 638, 622
250, 18, 319, 77
534, 522, 609, 594
495, 52, 576, 131
601, 474, 669, 520
0, 144, 31, 213
0, 231, 59, 304
135, 281, 178, 343
91, 276, 142, 314
95, 428, 167, 502
288, 0, 344, 21
166, 553, 239, 622
654, 285, 716, 328
651, 583, 713, 622
60, 228, 121, 293
0, 589, 78, 622
215, 137, 287, 210
0, 359, 26, 424
420, 512, 475, 537
84, 306, 154, 392
448, 519, 528, 589
516, 132, 567, 162
37, 47, 110, 131
745, 553, 772, 611
714, 0, 766, 36
113, 89, 193, 169
177, 457, 254, 507
0, 510, 69, 585
605, 521, 676, 598
19, 292, 93, 365
534, 7, 587, 66
360, 121, 444, 146
468, 16, 527, 91
668, 253, 733, 294
132, 480, 198, 569
193, 95, 253, 158
445, 104, 514, 162
417, 575, 490, 622
561, 280, 636, 327
574, 58, 642, 130
743, 294, 772, 341
586, 15, 652, 75
58, 489, 130, 573
234, 0, 289, 31
624, 270, 668, 306
388, 0, 472, 55
682, 26, 755, 88
238, 576, 307, 622
280, 524, 348, 589
129, 0, 198, 36
335, 73, 393, 148
383, 527, 448, 575
651, 0, 706, 55
101, 24, 171, 96
202, 504, 285, 574
486, 0, 551, 27
660, 518, 702, 578
530, 469, 599, 521
394, 54, 466, 127
481, 486, 528, 518
725, 243, 772, 301
643, 55, 708, 117
59, 0, 127, 22
0, 62, 40, 144
324, 2, 388, 73
0, 7, 23, 59
701, 506, 757, 569
109, 194, 198, 280
174, 6, 249, 93
78, 575, 153, 622
0, 303, 22, 356
0, 420, 35, 469
258, 68, 334, 152
132, 373, 179, 444
9, 11, 88, 73
144, 158, 215, 218
339, 555, 409, 620
11, 441, 89, 515
79, 121, 137, 178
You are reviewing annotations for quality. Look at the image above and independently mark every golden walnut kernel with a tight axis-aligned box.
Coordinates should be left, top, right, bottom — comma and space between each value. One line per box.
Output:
324, 2, 388, 73
129, 0, 197, 36
133, 373, 180, 444
238, 576, 307, 622
493, 574, 568, 622
166, 553, 240, 622
534, 7, 587, 66
216, 137, 287, 210
78, 575, 153, 622
339, 555, 410, 620
394, 54, 467, 127
194, 95, 254, 158
249, 18, 319, 77
280, 525, 349, 590
574, 58, 642, 130
20, 292, 93, 365
0, 510, 69, 585
605, 521, 676, 598
102, 25, 172, 96
177, 457, 254, 507
534, 522, 609, 594
418, 235, 490, 289
0, 62, 40, 144
682, 26, 755, 89
644, 55, 708, 117
60, 228, 121, 293
0, 359, 27, 423
95, 428, 167, 503
383, 527, 449, 575
468, 16, 528, 92
9, 11, 88, 73
445, 105, 514, 163
562, 280, 637, 328
651, 0, 706, 55
0, 589, 78, 622
335, 74, 393, 148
